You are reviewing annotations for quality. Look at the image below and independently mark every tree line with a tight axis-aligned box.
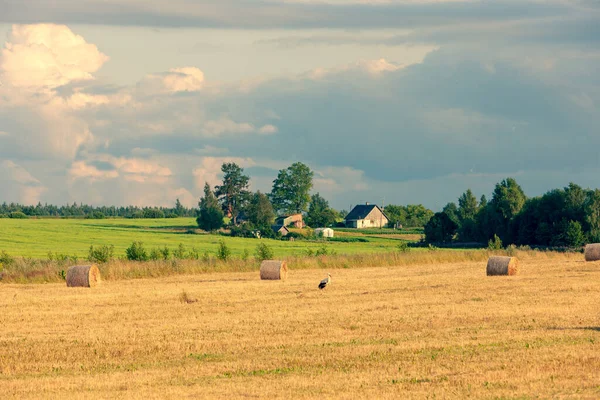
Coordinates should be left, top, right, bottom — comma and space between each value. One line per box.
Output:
425, 178, 600, 247
0, 199, 195, 219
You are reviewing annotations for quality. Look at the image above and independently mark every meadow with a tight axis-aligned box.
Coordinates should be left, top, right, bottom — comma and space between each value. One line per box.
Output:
0, 218, 409, 259
1, 251, 599, 399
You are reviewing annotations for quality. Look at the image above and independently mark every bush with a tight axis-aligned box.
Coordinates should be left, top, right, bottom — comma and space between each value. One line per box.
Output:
488, 234, 503, 250
286, 232, 305, 240
315, 245, 335, 256
126, 241, 149, 261
143, 208, 165, 218
255, 242, 273, 262
241, 248, 250, 261
230, 225, 256, 238
0, 250, 15, 266
88, 245, 114, 263
149, 246, 170, 261
216, 240, 231, 261
130, 211, 144, 219
397, 241, 410, 253
0, 214, 7, 218
9, 211, 27, 219
90, 211, 105, 219
173, 243, 186, 259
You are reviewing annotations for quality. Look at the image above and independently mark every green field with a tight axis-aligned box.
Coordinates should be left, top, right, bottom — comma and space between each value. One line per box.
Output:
0, 218, 411, 259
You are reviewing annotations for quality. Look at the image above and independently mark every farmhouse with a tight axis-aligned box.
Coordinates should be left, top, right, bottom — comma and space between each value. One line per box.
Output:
314, 227, 334, 238
345, 203, 389, 228
275, 213, 304, 228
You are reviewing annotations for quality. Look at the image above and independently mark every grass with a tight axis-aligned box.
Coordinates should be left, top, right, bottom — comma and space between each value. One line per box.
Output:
0, 218, 405, 259
0, 247, 491, 284
1, 251, 599, 398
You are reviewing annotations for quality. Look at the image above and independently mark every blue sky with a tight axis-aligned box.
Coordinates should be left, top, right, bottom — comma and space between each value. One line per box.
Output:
0, 0, 598, 210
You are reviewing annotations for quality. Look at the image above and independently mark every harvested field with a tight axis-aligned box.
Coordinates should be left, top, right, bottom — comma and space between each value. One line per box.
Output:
1, 253, 600, 399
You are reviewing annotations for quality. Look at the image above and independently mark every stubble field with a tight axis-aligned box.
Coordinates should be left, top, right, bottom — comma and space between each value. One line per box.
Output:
2, 252, 599, 399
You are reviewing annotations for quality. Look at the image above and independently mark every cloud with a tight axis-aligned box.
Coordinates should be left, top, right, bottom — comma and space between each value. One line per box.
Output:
162, 67, 205, 93
0, 160, 47, 204
0, 0, 575, 29
308, 58, 407, 79
0, 24, 108, 90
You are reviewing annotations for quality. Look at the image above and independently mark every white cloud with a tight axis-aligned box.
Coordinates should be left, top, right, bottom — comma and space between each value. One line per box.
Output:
162, 67, 205, 92
258, 124, 279, 134
0, 24, 108, 91
307, 57, 408, 79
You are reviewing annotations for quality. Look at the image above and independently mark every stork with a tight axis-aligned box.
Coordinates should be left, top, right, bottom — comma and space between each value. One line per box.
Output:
318, 273, 331, 290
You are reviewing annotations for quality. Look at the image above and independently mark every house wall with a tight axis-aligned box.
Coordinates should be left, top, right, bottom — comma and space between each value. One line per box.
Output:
361, 209, 389, 228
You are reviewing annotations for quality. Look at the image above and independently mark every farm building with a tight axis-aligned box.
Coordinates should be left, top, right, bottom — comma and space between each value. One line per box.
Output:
345, 203, 389, 228
275, 213, 305, 228
271, 224, 290, 236
314, 227, 334, 238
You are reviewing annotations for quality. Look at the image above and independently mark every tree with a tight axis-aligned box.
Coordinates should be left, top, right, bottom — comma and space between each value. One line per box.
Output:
215, 163, 250, 225
174, 198, 185, 216
246, 191, 276, 227
306, 193, 337, 228
197, 183, 224, 231
270, 162, 314, 214
442, 202, 460, 226
457, 189, 479, 242
424, 212, 458, 243
487, 178, 527, 243
458, 189, 478, 221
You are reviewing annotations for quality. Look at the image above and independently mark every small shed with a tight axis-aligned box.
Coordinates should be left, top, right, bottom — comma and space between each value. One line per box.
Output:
314, 227, 334, 238
271, 224, 290, 236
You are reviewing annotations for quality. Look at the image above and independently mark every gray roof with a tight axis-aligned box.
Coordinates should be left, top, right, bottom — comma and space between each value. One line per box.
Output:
345, 204, 389, 221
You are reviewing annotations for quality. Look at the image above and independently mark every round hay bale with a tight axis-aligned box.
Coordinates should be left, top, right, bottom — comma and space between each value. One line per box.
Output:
260, 260, 288, 280
486, 256, 518, 276
66, 265, 101, 287
584, 244, 600, 261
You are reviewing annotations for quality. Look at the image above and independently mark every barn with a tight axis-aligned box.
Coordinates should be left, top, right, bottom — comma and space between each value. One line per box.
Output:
344, 203, 389, 228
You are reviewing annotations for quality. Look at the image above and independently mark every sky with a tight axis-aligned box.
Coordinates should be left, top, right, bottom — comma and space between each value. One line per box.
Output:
0, 0, 598, 211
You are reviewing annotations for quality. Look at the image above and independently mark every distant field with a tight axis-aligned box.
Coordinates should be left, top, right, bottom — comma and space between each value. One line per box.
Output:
2, 252, 599, 398
0, 218, 407, 259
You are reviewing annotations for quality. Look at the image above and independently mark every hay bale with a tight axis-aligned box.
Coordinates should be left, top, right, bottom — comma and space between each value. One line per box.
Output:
584, 244, 600, 261
486, 256, 518, 276
260, 260, 288, 280
66, 265, 101, 287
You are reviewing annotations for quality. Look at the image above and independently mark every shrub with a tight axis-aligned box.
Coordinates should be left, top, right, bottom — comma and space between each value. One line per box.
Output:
9, 211, 27, 219
488, 234, 503, 251
130, 211, 144, 219
241, 248, 250, 261
286, 232, 304, 240
216, 240, 231, 261
188, 247, 200, 260
255, 242, 273, 262
143, 208, 165, 218
230, 225, 256, 238
173, 243, 186, 259
126, 241, 149, 261
90, 211, 105, 219
0, 214, 7, 218
397, 241, 410, 253
88, 245, 114, 263
0, 250, 15, 266
315, 245, 335, 256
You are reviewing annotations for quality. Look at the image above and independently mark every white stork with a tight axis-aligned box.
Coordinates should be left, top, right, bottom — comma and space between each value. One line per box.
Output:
318, 273, 331, 290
